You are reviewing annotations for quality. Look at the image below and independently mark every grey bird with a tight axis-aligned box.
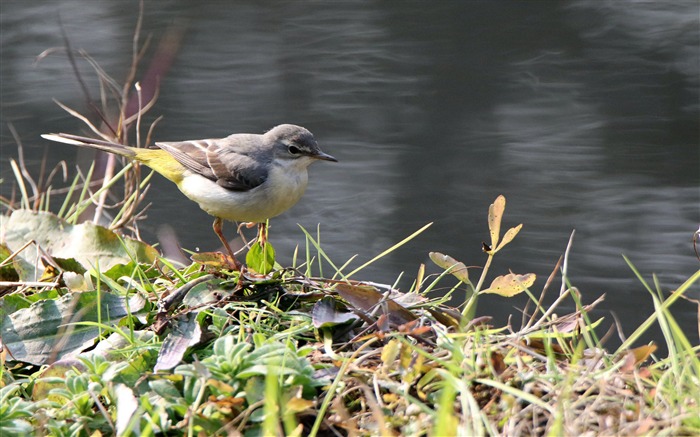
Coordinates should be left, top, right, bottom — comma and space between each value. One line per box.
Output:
42, 124, 337, 269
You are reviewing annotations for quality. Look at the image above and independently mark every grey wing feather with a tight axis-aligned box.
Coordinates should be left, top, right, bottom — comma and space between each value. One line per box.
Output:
156, 138, 268, 191
207, 142, 268, 191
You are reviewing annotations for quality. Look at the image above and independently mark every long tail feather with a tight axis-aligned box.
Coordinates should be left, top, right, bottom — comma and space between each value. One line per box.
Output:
41, 133, 136, 159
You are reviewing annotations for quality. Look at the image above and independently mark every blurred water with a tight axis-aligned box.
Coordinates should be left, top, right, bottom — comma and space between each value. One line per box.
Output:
1, 0, 698, 348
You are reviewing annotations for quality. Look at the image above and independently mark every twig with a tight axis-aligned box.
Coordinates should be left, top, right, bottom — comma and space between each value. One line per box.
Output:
8, 123, 39, 209
0, 281, 60, 288
58, 16, 115, 136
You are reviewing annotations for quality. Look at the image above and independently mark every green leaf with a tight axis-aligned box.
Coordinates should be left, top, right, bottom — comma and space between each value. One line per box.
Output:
154, 313, 202, 371
1, 290, 146, 365
1, 210, 158, 281
311, 296, 358, 328
1, 289, 62, 320
149, 379, 183, 400
246, 241, 276, 274
102, 261, 156, 282
0, 243, 19, 282
0, 294, 31, 321
31, 358, 86, 401
52, 257, 87, 275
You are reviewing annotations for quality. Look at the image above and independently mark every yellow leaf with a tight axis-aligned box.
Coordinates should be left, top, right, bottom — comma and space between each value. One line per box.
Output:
481, 272, 536, 297
488, 195, 506, 250
429, 252, 470, 283
285, 397, 314, 413
381, 339, 400, 370
400, 340, 413, 369
382, 393, 400, 403
494, 224, 523, 253
620, 343, 657, 372
415, 263, 425, 293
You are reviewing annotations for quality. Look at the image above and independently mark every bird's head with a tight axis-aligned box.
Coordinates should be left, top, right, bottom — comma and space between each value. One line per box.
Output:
267, 124, 337, 167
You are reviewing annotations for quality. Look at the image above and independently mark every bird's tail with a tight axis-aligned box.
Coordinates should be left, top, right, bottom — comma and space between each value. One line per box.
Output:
41, 133, 137, 159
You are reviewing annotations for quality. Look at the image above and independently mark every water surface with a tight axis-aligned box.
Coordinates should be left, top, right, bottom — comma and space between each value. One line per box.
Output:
1, 1, 698, 347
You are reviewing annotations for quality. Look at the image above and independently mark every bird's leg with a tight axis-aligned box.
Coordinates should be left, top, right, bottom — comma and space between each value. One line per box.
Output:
238, 221, 264, 244
213, 217, 242, 270
235, 221, 266, 246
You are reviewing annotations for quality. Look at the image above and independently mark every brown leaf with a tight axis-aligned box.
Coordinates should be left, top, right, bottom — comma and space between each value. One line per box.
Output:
428, 307, 462, 329
191, 252, 232, 269
335, 283, 416, 326
620, 343, 657, 372
490, 351, 507, 376
523, 339, 566, 357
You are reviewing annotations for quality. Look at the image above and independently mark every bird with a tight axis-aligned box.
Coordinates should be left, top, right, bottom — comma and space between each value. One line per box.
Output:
41, 124, 337, 269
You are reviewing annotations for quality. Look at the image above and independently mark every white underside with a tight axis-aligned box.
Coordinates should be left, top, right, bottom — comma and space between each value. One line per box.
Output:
177, 162, 309, 223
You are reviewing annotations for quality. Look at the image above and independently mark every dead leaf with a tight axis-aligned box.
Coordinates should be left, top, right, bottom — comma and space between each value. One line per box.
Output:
523, 339, 566, 357
191, 252, 234, 270
114, 384, 138, 436
488, 195, 506, 250
620, 344, 657, 372
427, 307, 462, 329
490, 351, 506, 376
381, 339, 400, 371
429, 252, 470, 283
494, 224, 523, 253
481, 272, 536, 297
335, 283, 416, 326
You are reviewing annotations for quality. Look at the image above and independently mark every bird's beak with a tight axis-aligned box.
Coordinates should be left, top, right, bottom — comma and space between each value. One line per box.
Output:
313, 151, 338, 162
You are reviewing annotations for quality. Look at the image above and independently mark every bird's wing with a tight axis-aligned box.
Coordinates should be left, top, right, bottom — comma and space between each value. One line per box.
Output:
206, 141, 269, 191
155, 138, 268, 191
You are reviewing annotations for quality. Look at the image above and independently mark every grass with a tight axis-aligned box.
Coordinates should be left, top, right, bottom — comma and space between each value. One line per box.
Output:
2, 172, 698, 436
1, 10, 699, 436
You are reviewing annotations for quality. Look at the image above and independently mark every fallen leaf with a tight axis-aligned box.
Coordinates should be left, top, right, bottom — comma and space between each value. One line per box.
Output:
620, 343, 657, 372
490, 351, 507, 376
335, 283, 416, 326
312, 296, 358, 328
3, 291, 146, 365
154, 312, 202, 371
427, 307, 462, 329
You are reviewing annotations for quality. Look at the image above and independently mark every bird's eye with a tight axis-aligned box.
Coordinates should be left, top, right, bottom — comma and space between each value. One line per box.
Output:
288, 145, 301, 155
